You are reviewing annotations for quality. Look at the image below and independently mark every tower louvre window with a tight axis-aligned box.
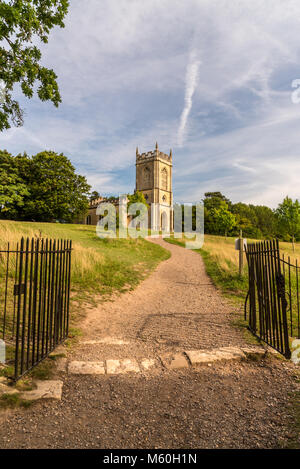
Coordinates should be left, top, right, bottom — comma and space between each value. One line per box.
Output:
144, 166, 151, 185
161, 168, 168, 190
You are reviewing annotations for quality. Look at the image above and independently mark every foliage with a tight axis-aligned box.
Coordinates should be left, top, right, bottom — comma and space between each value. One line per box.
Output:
0, 220, 170, 314
90, 191, 101, 201
275, 196, 300, 248
0, 150, 28, 216
211, 205, 236, 237
0, 150, 91, 222
202, 192, 298, 242
0, 0, 69, 131
127, 190, 149, 209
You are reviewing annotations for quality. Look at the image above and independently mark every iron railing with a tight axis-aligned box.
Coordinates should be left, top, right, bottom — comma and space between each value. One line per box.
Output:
0, 237, 72, 380
245, 239, 300, 358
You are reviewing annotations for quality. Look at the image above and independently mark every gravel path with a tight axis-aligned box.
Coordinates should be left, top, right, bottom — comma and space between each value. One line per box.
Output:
73, 237, 245, 361
0, 238, 298, 449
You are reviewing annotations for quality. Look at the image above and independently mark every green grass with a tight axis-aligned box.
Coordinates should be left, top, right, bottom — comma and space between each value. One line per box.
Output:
0, 393, 32, 409
164, 235, 258, 345
28, 358, 55, 381
0, 220, 170, 320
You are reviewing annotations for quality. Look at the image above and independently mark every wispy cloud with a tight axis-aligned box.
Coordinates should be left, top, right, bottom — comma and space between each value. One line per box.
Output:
1, 0, 300, 207
177, 50, 201, 147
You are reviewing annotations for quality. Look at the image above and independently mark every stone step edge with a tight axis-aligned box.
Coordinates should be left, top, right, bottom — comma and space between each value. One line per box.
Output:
0, 379, 63, 402
61, 346, 267, 376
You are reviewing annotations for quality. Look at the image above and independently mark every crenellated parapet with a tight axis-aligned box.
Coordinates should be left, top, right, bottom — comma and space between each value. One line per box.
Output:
136, 143, 172, 163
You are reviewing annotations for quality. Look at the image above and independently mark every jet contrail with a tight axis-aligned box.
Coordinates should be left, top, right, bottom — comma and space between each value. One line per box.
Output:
177, 51, 201, 147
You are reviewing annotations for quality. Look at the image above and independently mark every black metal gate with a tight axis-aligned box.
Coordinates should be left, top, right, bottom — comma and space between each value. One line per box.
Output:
245, 239, 300, 358
0, 237, 72, 380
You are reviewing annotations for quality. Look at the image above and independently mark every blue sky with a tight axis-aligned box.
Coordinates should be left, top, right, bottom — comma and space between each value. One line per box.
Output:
1, 0, 300, 207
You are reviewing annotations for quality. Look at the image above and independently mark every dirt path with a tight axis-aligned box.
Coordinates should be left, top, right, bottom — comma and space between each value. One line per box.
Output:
0, 238, 298, 449
73, 237, 245, 362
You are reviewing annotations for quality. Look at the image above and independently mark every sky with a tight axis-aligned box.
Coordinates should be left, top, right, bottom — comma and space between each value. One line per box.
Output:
1, 0, 300, 207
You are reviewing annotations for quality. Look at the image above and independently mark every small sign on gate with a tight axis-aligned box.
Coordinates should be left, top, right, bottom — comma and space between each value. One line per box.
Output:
235, 238, 247, 251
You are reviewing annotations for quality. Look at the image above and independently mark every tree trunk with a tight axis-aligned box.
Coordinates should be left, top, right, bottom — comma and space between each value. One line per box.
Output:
292, 235, 295, 252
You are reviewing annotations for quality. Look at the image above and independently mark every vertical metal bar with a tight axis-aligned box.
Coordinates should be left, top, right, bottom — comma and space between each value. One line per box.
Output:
249, 244, 257, 333
288, 255, 293, 336
45, 239, 53, 354
57, 239, 63, 343
41, 238, 49, 357
2, 242, 10, 340
49, 240, 56, 350
53, 239, 60, 346
269, 240, 280, 351
12, 242, 19, 338
36, 239, 44, 362
66, 240, 72, 337
266, 240, 275, 348
263, 240, 271, 345
276, 239, 290, 358
26, 238, 34, 371
273, 240, 284, 354
31, 238, 39, 367
14, 238, 24, 380
296, 259, 300, 339
20, 238, 29, 376
256, 242, 264, 338
61, 240, 67, 340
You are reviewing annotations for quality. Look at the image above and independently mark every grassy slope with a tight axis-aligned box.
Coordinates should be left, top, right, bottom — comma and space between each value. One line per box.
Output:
0, 220, 170, 322
165, 234, 300, 304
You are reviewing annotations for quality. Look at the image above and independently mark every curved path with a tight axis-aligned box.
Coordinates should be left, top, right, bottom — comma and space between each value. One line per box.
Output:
0, 238, 297, 449
74, 237, 244, 361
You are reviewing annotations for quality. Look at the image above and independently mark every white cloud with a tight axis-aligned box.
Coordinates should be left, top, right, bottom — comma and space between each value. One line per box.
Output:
177, 50, 201, 147
2, 0, 300, 206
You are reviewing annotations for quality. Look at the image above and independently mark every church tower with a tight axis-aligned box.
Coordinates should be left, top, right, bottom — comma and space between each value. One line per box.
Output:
135, 143, 173, 232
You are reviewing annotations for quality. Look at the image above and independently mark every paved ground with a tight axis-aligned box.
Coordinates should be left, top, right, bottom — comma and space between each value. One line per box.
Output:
0, 238, 298, 449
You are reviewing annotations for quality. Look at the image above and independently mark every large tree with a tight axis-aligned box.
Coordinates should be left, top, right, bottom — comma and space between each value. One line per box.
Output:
0, 149, 28, 217
14, 151, 91, 222
0, 0, 69, 131
275, 196, 300, 251
211, 204, 236, 238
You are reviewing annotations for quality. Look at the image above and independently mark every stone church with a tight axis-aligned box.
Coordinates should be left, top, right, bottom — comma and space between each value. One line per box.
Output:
136, 142, 173, 232
84, 143, 173, 232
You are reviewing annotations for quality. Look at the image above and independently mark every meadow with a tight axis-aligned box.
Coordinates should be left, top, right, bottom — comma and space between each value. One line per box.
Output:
166, 233, 300, 301
0, 220, 170, 321
165, 234, 300, 341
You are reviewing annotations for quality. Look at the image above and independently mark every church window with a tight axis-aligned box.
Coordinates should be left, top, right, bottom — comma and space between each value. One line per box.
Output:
144, 166, 151, 185
161, 168, 168, 190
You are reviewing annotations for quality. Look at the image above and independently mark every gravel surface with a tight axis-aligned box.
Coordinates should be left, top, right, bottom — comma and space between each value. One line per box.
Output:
0, 238, 298, 449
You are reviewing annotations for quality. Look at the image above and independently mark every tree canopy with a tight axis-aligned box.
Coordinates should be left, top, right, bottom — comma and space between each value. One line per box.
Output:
0, 0, 69, 131
0, 150, 91, 222
275, 196, 300, 250
202, 192, 300, 244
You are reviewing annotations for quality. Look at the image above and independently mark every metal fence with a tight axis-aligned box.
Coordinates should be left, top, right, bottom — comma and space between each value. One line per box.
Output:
0, 237, 72, 380
245, 239, 300, 358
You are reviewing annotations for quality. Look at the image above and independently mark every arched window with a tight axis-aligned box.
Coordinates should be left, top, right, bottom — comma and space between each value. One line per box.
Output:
144, 166, 151, 185
161, 167, 168, 190
86, 215, 92, 225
